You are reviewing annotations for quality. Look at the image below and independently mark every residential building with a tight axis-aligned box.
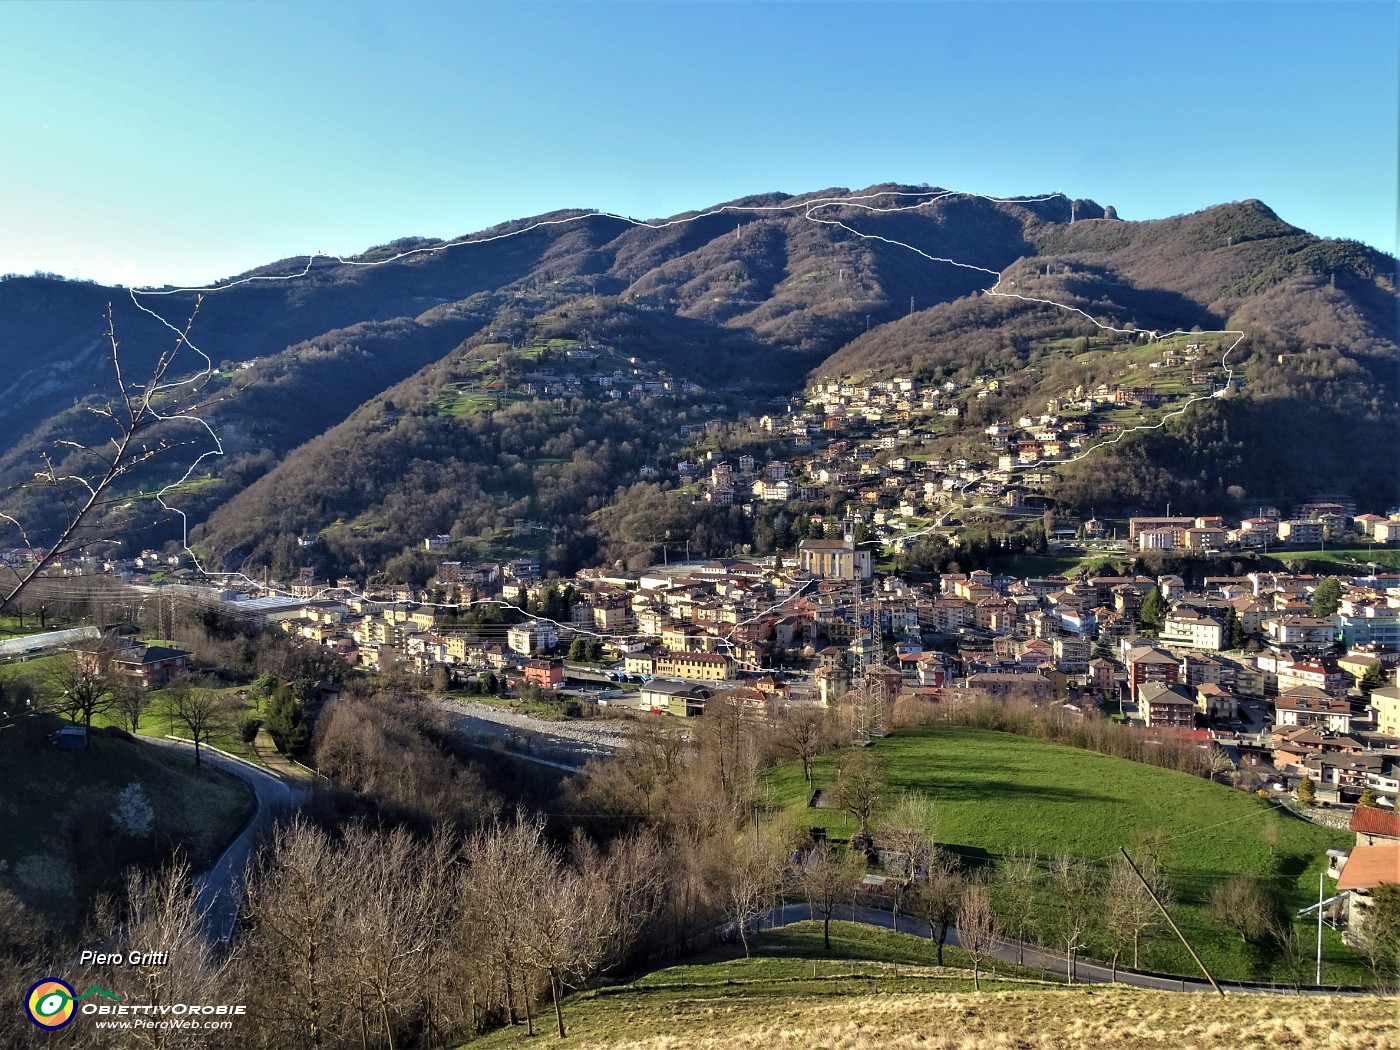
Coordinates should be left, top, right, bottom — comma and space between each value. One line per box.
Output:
1275, 686, 1354, 733
1352, 806, 1400, 847
1337, 596, 1400, 648
1138, 681, 1197, 728
1137, 528, 1179, 552
1160, 607, 1225, 651
1195, 682, 1239, 721
1126, 644, 1181, 701
1054, 636, 1090, 675
1371, 685, 1400, 737
1277, 520, 1324, 546
655, 650, 732, 682
506, 620, 558, 656
1128, 517, 1194, 542
523, 659, 564, 689
962, 672, 1054, 702
1088, 657, 1117, 697
1335, 843, 1400, 943
1374, 519, 1400, 543
110, 644, 192, 688
1264, 615, 1336, 647
1277, 658, 1349, 698
638, 681, 711, 716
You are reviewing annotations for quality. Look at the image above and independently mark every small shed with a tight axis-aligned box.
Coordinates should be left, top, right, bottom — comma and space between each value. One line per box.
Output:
52, 726, 87, 750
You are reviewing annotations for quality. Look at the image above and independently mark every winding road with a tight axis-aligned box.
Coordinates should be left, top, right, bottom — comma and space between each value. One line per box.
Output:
758, 903, 1360, 996
145, 737, 308, 941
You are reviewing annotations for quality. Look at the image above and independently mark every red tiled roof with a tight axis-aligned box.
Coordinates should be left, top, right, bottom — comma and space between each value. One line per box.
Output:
1336, 843, 1400, 891
1351, 806, 1400, 841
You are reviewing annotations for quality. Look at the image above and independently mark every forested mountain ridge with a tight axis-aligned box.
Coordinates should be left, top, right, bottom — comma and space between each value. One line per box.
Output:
1, 186, 1394, 580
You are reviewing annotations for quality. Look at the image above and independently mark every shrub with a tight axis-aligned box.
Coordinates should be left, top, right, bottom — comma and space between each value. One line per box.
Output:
112, 783, 155, 838
240, 717, 262, 744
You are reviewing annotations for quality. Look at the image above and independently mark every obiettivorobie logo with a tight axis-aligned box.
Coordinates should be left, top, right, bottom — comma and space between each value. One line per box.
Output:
25, 979, 120, 1030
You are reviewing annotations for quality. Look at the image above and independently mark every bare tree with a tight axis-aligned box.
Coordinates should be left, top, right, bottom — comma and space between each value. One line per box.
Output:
240, 818, 354, 1050
956, 880, 1002, 990
691, 692, 763, 822
1204, 744, 1236, 784
0, 303, 214, 617
462, 814, 615, 1039
1105, 853, 1172, 975
875, 791, 937, 933
908, 847, 965, 966
1266, 910, 1310, 993
462, 815, 552, 1035
341, 826, 455, 1050
0, 873, 48, 1050
1207, 874, 1272, 945
570, 829, 668, 976
832, 746, 885, 847
520, 860, 605, 1038
1049, 853, 1099, 984
94, 859, 236, 1050
45, 648, 117, 748
995, 848, 1039, 965
162, 676, 236, 767
770, 706, 829, 791
113, 680, 152, 733
799, 841, 862, 951
723, 832, 786, 957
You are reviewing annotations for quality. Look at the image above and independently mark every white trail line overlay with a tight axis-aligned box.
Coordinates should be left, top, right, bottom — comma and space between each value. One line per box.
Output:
123, 189, 1244, 665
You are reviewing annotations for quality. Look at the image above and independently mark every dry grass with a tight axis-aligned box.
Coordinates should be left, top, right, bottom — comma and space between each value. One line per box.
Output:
572, 990, 1400, 1050
469, 926, 1398, 1050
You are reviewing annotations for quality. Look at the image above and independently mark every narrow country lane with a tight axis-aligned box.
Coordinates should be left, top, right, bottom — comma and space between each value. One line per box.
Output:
144, 737, 308, 942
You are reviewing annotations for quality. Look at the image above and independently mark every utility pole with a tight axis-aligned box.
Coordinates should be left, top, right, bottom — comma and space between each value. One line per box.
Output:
1119, 848, 1223, 996
1316, 870, 1324, 986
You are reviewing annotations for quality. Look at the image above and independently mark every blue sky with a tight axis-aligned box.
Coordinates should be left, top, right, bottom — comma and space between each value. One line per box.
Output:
1, 0, 1395, 287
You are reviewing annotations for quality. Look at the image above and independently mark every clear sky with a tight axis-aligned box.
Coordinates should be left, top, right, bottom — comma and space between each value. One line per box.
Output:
1, 0, 1395, 288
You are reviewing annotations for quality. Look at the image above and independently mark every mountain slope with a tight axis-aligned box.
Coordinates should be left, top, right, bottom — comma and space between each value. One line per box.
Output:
2, 186, 1395, 578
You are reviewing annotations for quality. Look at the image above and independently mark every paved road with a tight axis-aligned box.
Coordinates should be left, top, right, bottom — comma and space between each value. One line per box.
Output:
436, 698, 630, 768
758, 903, 1354, 996
145, 737, 307, 941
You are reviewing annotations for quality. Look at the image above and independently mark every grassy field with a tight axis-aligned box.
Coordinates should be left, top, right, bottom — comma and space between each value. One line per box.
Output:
764, 726, 1367, 984
88, 680, 264, 764
0, 713, 255, 927
466, 922, 1399, 1049
985, 551, 1134, 577
1270, 547, 1400, 570
0, 614, 83, 639
10, 652, 268, 764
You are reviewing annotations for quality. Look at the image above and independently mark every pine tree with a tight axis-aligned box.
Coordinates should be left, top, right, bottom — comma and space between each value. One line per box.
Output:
1357, 787, 1380, 808
1227, 606, 1248, 650
1139, 587, 1169, 634
1310, 577, 1343, 619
